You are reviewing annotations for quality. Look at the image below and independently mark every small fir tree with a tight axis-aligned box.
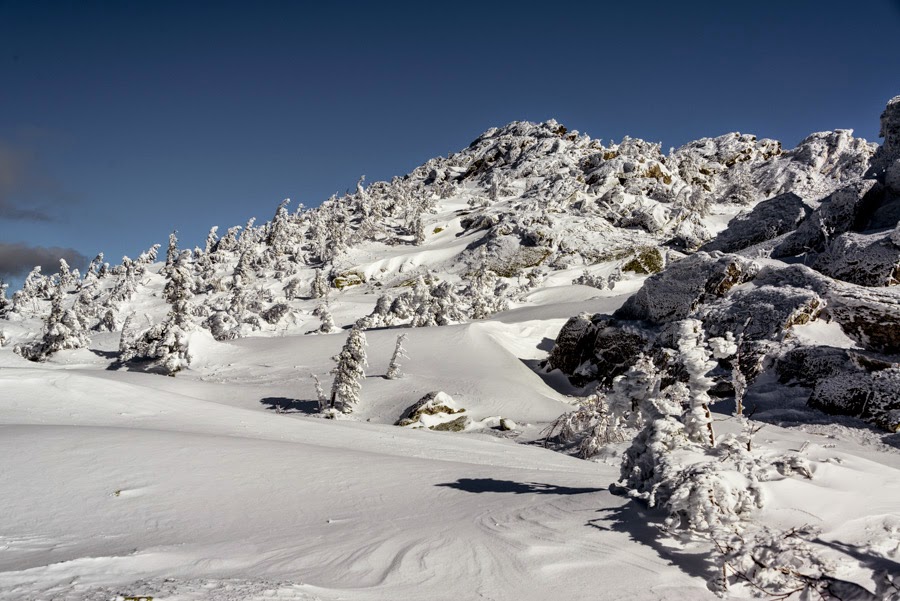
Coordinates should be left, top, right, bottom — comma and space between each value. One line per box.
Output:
386, 333, 408, 380
329, 326, 367, 412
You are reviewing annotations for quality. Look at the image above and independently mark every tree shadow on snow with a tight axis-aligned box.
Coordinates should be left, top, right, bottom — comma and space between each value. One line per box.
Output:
814, 538, 900, 577
436, 478, 604, 495
260, 397, 320, 414
587, 495, 720, 585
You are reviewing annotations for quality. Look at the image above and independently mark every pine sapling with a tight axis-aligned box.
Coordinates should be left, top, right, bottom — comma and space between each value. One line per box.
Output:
386, 333, 408, 379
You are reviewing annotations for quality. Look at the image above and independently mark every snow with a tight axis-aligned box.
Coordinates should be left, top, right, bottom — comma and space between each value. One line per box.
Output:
2, 299, 900, 599
1, 105, 898, 599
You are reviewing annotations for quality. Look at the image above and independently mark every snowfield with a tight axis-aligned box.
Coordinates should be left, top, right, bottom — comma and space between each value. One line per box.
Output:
3, 98, 900, 599
1, 308, 899, 600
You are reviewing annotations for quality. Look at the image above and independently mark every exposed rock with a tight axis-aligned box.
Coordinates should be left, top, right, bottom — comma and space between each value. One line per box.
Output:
546, 315, 651, 387
621, 246, 665, 274
813, 231, 900, 286
430, 415, 470, 432
773, 180, 884, 257
546, 314, 595, 375
700, 284, 824, 342
701, 192, 810, 254
615, 252, 759, 324
808, 368, 900, 432
775, 345, 895, 387
498, 418, 517, 431
826, 287, 900, 354
396, 391, 465, 427
878, 95, 900, 167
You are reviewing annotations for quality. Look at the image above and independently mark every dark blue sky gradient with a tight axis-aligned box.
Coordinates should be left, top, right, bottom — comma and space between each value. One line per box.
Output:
1, 0, 899, 283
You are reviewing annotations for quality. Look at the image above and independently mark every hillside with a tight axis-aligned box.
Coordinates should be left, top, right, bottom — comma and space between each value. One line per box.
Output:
0, 98, 899, 600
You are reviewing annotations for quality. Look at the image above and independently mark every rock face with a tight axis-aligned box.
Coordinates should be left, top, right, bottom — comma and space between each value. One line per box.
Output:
826, 287, 900, 354
701, 192, 810, 254
773, 180, 884, 257
813, 231, 900, 286
546, 315, 651, 387
615, 252, 758, 324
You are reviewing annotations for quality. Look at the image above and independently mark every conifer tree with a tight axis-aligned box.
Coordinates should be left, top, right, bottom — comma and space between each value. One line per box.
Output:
386, 333, 408, 380
311, 268, 329, 299
164, 230, 179, 274
204, 226, 219, 255
16, 280, 89, 361
329, 326, 367, 412
677, 319, 718, 447
0, 279, 9, 318
313, 302, 337, 334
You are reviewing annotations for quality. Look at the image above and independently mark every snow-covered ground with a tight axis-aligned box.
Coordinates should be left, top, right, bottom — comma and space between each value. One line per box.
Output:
3, 103, 900, 599
2, 296, 899, 600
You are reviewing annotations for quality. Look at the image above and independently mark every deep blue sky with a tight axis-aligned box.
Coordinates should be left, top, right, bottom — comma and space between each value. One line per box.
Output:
1, 0, 899, 287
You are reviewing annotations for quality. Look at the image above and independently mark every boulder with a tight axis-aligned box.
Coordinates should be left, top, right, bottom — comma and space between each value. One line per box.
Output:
396, 391, 465, 428
546, 315, 651, 386
702, 192, 810, 254
808, 368, 900, 432
813, 231, 900, 287
615, 252, 759, 324
827, 286, 900, 354
773, 180, 884, 257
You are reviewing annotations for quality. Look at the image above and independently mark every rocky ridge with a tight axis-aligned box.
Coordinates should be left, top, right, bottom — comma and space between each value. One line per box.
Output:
546, 97, 900, 431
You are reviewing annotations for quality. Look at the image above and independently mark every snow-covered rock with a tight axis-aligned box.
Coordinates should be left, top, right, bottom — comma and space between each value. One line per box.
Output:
615, 252, 759, 324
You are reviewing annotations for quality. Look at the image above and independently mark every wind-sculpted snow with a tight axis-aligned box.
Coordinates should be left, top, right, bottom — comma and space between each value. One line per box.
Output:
2, 97, 900, 600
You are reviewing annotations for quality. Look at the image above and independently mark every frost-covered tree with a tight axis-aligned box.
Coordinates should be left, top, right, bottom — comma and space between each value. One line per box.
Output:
313, 302, 337, 334
163, 230, 178, 274
204, 226, 219, 255
119, 312, 138, 357
0, 280, 9, 318
16, 280, 89, 361
56, 258, 75, 289
466, 246, 507, 319
677, 319, 718, 447
311, 373, 328, 412
329, 326, 367, 412
606, 354, 662, 433
386, 333, 408, 379
266, 198, 293, 255
126, 251, 194, 374
107, 256, 139, 304
311, 268, 329, 299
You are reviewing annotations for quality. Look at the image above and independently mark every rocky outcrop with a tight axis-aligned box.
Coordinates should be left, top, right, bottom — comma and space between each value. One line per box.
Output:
546, 315, 652, 387
396, 391, 466, 428
808, 368, 900, 432
615, 252, 758, 324
826, 287, 900, 354
701, 192, 810, 254
773, 180, 884, 257
813, 231, 900, 286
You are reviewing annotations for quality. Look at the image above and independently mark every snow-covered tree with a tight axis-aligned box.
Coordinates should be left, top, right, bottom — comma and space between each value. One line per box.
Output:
313, 302, 337, 334
466, 246, 507, 319
386, 333, 408, 379
204, 226, 219, 255
118, 312, 138, 357
0, 280, 9, 318
16, 280, 89, 361
311, 268, 329, 299
677, 319, 718, 447
329, 326, 367, 412
163, 230, 179, 274
126, 251, 194, 374
311, 373, 328, 411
